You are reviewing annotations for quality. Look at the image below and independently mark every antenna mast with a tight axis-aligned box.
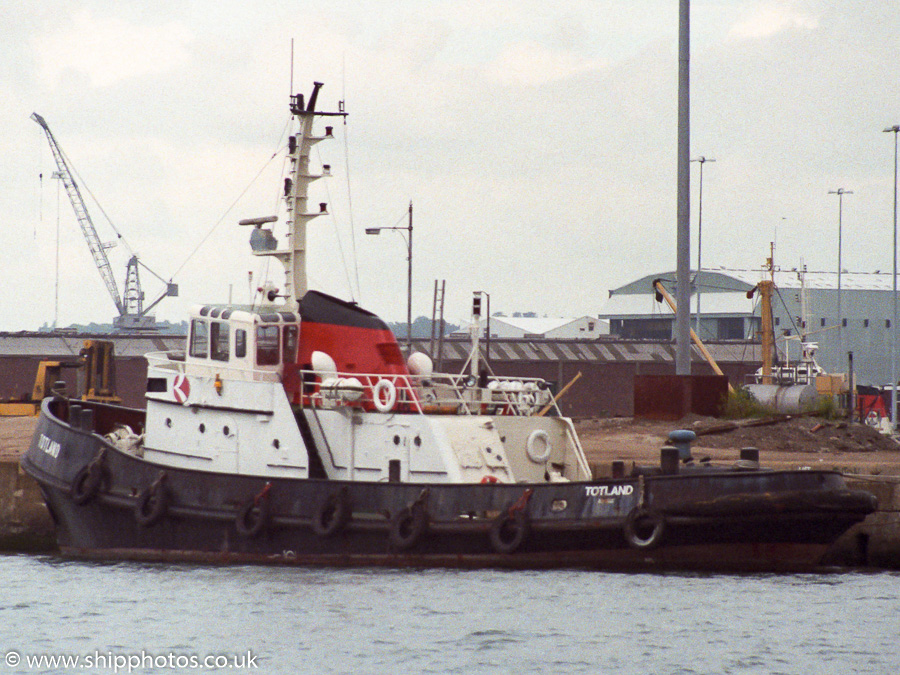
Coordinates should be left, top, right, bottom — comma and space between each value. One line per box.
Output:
241, 82, 347, 304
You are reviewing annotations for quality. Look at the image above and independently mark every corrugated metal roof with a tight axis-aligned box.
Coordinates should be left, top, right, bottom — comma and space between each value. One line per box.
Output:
600, 291, 754, 318
711, 268, 896, 291
492, 316, 584, 333
3, 331, 760, 375
0, 333, 185, 357
613, 268, 898, 295
413, 338, 760, 364
516, 342, 540, 360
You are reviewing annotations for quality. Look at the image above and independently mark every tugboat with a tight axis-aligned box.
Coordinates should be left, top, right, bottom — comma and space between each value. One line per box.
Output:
22, 83, 876, 571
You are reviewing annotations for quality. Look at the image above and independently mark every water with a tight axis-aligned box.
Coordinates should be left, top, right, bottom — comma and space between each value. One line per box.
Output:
0, 554, 896, 675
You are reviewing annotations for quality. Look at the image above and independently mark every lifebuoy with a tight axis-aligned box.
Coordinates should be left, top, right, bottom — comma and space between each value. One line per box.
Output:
865, 410, 881, 426
624, 509, 665, 549
489, 508, 529, 554
373, 379, 398, 412
525, 429, 551, 464
236, 496, 270, 537
135, 485, 168, 527
389, 502, 428, 550
312, 489, 351, 537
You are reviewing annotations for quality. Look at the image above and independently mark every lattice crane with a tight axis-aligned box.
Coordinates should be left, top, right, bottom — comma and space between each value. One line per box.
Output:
31, 113, 174, 329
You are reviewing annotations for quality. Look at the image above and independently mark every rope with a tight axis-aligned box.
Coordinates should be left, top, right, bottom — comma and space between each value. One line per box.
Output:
59, 145, 135, 259
316, 144, 356, 302
343, 117, 361, 301
170, 149, 281, 280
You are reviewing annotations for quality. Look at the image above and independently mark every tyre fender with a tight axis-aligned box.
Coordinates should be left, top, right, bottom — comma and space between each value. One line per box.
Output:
134, 472, 168, 527
624, 509, 665, 550
489, 508, 530, 555
389, 502, 428, 551
135, 486, 168, 527
71, 457, 108, 506
312, 489, 352, 537
236, 482, 272, 537
236, 496, 270, 537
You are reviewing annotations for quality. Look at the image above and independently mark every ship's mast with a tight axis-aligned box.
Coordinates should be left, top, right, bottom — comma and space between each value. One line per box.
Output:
242, 82, 346, 305
285, 83, 349, 303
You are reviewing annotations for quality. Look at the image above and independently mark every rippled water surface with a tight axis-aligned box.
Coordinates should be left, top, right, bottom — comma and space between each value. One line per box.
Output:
0, 554, 896, 674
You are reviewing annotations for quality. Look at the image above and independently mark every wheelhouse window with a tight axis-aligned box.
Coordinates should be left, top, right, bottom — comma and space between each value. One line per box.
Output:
283, 325, 299, 364
189, 319, 209, 358
210, 322, 230, 362
235, 329, 247, 358
256, 325, 280, 366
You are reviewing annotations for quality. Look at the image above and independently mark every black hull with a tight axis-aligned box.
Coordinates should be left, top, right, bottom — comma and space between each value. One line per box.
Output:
22, 399, 876, 573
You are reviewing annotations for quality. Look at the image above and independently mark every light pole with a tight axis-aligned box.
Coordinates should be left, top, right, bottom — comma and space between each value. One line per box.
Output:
675, 0, 691, 376
474, 291, 491, 375
691, 156, 715, 334
366, 201, 414, 354
828, 188, 852, 364
52, 170, 64, 330
885, 125, 899, 432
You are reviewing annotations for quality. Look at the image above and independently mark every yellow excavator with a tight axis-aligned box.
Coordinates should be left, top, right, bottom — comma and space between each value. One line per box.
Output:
0, 340, 120, 416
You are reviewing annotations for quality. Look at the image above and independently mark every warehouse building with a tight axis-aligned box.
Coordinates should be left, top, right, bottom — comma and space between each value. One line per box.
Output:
599, 268, 897, 387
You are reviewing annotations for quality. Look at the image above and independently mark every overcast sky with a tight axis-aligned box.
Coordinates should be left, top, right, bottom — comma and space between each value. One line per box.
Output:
2, 1, 899, 330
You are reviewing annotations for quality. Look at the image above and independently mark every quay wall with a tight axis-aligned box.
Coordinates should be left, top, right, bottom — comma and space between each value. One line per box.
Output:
824, 476, 900, 568
0, 460, 55, 551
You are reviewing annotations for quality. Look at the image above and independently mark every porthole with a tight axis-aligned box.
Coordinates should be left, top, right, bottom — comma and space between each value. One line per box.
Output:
273, 439, 280, 449
223, 425, 230, 436
414, 436, 422, 447
199, 423, 206, 433
393, 435, 401, 445
165, 418, 172, 428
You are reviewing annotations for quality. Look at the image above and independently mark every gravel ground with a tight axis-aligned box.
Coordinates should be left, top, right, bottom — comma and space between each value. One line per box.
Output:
576, 415, 900, 476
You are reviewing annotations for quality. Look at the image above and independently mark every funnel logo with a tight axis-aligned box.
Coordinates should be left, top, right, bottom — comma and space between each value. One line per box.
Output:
173, 375, 190, 404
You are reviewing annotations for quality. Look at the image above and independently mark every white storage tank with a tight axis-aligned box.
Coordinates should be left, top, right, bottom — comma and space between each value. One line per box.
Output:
746, 383, 819, 414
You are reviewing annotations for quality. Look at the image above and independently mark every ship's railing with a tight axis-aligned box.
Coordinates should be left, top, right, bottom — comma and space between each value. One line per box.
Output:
745, 364, 822, 386
299, 369, 559, 417
145, 351, 561, 416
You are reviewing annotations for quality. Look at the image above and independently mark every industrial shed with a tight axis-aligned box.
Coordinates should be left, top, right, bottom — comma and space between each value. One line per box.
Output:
3, 331, 760, 419
600, 269, 898, 387
416, 337, 760, 418
0, 332, 183, 408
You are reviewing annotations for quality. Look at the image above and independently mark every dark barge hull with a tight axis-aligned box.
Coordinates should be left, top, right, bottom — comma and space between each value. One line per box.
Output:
22, 399, 876, 573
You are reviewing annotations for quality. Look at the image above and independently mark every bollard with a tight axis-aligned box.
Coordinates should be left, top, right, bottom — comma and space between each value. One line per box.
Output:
667, 429, 697, 461
660, 446, 680, 475
80, 408, 94, 433
69, 404, 82, 426
739, 447, 760, 463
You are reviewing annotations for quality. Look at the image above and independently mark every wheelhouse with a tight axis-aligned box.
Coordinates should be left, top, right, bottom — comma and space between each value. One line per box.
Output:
185, 305, 300, 382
